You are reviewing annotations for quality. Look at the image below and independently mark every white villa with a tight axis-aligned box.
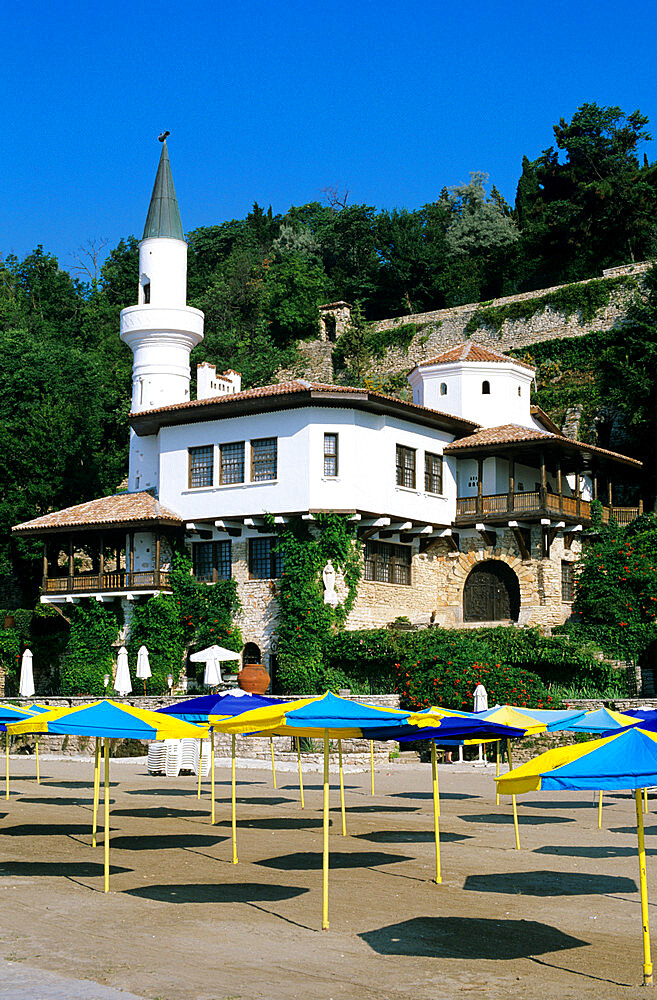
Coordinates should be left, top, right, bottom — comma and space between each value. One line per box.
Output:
14, 143, 643, 676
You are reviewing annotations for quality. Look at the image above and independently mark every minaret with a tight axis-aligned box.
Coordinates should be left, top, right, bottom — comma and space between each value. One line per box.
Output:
120, 140, 204, 414
121, 139, 204, 494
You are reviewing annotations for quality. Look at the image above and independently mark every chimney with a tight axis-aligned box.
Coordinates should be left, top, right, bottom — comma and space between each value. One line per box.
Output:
196, 364, 242, 400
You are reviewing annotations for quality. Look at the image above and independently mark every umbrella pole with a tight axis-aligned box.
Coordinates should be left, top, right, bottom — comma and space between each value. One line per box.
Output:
506, 739, 520, 850
495, 742, 500, 806
338, 739, 346, 836
322, 730, 330, 931
103, 738, 110, 893
270, 736, 277, 789
370, 740, 374, 796
35, 737, 40, 784
210, 729, 215, 826
431, 741, 441, 884
598, 789, 603, 830
92, 737, 101, 847
297, 738, 304, 809
5, 731, 8, 800
231, 734, 238, 864
645, 787, 649, 812
197, 739, 203, 799
635, 788, 654, 986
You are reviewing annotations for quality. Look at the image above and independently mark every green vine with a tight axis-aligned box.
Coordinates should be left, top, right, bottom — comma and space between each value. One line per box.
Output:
464, 274, 638, 337
59, 601, 120, 696
271, 513, 362, 694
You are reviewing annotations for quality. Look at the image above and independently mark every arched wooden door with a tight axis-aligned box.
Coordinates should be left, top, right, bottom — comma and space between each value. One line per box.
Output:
463, 561, 520, 622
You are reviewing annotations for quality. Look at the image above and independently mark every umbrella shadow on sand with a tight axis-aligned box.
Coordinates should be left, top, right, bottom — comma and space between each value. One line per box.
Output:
390, 791, 479, 801
255, 850, 413, 871
111, 806, 209, 819
359, 916, 588, 960
535, 844, 657, 859
463, 870, 638, 896
110, 834, 227, 851
354, 829, 472, 845
41, 780, 119, 789
216, 816, 329, 830
125, 882, 308, 905
0, 823, 118, 837
0, 861, 131, 878
461, 813, 573, 826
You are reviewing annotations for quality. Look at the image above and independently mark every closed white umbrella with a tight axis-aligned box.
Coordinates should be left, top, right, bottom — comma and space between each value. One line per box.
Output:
19, 649, 35, 699
114, 646, 132, 697
203, 653, 222, 688
473, 683, 488, 713
136, 645, 151, 694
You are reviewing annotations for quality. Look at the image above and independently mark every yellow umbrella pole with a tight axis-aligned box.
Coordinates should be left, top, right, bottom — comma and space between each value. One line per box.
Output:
635, 788, 654, 986
92, 737, 101, 847
210, 729, 215, 826
506, 739, 520, 850
270, 736, 277, 789
5, 731, 8, 800
645, 787, 649, 812
197, 738, 203, 798
598, 789, 603, 830
297, 738, 304, 809
431, 741, 442, 884
370, 740, 374, 795
338, 739, 346, 836
35, 737, 40, 784
103, 738, 110, 893
231, 734, 238, 864
322, 730, 330, 931
495, 742, 500, 806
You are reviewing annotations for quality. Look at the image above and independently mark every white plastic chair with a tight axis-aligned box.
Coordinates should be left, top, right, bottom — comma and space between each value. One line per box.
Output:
147, 741, 167, 774
164, 739, 183, 777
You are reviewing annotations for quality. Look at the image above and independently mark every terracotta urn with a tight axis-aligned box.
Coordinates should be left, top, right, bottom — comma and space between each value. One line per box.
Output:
237, 662, 270, 695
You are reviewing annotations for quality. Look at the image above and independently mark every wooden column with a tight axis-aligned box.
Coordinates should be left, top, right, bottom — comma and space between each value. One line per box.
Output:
592, 471, 598, 501
68, 538, 74, 586
155, 533, 161, 586
42, 541, 48, 582
576, 465, 582, 517
129, 531, 134, 584
608, 480, 613, 507
539, 451, 547, 509
556, 461, 563, 514
508, 458, 515, 516
98, 534, 104, 584
476, 458, 484, 515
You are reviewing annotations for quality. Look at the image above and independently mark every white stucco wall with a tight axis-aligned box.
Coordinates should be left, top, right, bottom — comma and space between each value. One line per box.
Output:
409, 360, 535, 428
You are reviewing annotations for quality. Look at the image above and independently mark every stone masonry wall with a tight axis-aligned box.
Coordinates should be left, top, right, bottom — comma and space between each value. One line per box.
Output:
279, 264, 648, 383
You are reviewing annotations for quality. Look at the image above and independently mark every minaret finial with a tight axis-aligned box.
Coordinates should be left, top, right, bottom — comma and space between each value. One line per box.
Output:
143, 138, 183, 240
158, 131, 170, 142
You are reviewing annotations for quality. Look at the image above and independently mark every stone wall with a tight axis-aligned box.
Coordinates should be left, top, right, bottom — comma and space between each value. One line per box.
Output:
232, 537, 280, 666
278, 265, 648, 384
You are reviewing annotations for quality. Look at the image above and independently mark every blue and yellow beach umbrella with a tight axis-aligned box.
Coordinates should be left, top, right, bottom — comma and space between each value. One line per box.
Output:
497, 726, 657, 986
8, 700, 206, 892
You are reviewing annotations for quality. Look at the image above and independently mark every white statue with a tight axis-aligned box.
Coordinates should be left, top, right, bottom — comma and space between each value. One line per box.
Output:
322, 559, 339, 606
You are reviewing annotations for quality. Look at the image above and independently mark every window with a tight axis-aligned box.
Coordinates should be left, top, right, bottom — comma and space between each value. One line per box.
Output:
143, 281, 150, 304
324, 433, 338, 476
364, 541, 411, 586
192, 540, 232, 582
220, 441, 245, 484
425, 452, 443, 494
482, 380, 490, 395
249, 536, 283, 579
440, 382, 447, 396
396, 445, 416, 489
518, 386, 521, 396
188, 446, 214, 488
251, 437, 277, 482
561, 560, 575, 602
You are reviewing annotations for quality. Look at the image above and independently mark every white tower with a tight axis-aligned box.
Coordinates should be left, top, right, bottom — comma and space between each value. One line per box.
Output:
120, 140, 204, 493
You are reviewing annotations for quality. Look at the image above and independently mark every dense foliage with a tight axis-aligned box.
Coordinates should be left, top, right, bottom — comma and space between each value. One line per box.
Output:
59, 602, 120, 696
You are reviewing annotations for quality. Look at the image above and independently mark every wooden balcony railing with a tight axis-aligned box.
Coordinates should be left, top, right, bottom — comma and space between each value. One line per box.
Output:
455, 491, 640, 525
43, 570, 171, 595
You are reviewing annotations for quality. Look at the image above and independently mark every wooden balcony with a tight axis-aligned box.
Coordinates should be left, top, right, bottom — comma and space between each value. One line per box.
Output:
455, 491, 641, 526
42, 570, 171, 596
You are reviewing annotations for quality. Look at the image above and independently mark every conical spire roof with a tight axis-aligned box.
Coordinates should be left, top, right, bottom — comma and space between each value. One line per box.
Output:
142, 141, 184, 241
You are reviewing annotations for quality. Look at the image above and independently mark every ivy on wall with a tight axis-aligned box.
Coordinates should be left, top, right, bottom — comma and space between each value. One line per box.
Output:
59, 601, 120, 696
464, 274, 639, 337
272, 513, 362, 694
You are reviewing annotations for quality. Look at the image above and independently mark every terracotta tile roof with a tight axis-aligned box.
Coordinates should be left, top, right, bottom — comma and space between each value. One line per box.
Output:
13, 492, 183, 534
129, 379, 479, 432
413, 342, 535, 370
530, 405, 561, 434
444, 424, 642, 467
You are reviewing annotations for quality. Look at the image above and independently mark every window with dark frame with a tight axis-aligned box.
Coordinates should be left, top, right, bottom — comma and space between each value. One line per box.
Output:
482, 380, 490, 394
561, 560, 575, 602
424, 451, 443, 494
396, 444, 416, 489
192, 540, 232, 582
364, 541, 411, 586
251, 437, 277, 482
249, 536, 284, 579
220, 441, 245, 484
188, 445, 214, 488
324, 433, 338, 476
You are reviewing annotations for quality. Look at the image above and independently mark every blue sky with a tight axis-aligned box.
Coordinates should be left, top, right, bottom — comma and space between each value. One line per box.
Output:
2, 0, 656, 270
